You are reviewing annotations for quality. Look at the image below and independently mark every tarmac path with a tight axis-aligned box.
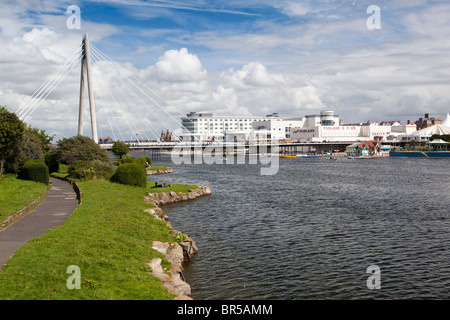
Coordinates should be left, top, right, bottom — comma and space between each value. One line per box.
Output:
0, 177, 78, 269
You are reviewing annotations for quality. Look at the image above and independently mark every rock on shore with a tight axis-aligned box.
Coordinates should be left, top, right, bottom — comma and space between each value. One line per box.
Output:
146, 168, 174, 175
145, 186, 211, 207
144, 185, 210, 300
148, 238, 198, 300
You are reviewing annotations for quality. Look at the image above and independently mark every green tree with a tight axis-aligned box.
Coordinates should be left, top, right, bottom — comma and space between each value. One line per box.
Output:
4, 130, 45, 174
55, 135, 112, 165
0, 106, 25, 176
26, 125, 54, 151
111, 141, 129, 159
431, 134, 450, 143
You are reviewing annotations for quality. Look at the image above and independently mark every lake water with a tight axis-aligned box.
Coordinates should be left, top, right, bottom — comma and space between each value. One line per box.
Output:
149, 156, 450, 300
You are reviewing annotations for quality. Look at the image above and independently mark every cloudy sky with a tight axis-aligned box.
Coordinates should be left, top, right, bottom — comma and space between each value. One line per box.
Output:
1, 0, 450, 141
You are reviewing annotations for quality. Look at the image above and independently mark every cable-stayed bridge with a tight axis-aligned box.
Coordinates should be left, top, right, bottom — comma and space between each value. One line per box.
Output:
16, 34, 182, 147
15, 34, 351, 156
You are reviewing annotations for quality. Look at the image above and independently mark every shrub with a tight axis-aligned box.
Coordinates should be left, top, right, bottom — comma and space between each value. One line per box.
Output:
130, 156, 152, 168
68, 160, 94, 180
55, 136, 111, 165
110, 163, 147, 187
139, 156, 152, 167
122, 157, 135, 164
91, 160, 115, 179
68, 160, 115, 180
45, 152, 59, 174
18, 160, 49, 184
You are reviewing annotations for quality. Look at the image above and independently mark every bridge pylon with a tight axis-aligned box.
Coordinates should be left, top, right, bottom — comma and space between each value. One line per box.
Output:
78, 33, 98, 143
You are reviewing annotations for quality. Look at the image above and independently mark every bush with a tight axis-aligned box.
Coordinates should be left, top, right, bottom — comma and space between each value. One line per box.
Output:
55, 136, 111, 165
18, 160, 49, 184
115, 155, 151, 167
91, 160, 115, 179
68, 161, 94, 180
45, 152, 59, 174
139, 156, 152, 167
110, 163, 147, 187
68, 160, 115, 180
131, 156, 152, 168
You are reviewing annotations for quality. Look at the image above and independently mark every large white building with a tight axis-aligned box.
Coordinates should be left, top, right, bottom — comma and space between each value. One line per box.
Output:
180, 110, 418, 143
289, 111, 416, 143
181, 112, 282, 142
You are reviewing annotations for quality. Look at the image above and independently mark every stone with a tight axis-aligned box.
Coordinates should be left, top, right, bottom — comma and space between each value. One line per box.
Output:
152, 241, 170, 255
147, 258, 170, 283
187, 192, 196, 200
175, 295, 193, 301
166, 243, 184, 267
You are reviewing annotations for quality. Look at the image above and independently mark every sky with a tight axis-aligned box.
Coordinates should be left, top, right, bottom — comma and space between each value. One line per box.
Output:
1, 0, 450, 141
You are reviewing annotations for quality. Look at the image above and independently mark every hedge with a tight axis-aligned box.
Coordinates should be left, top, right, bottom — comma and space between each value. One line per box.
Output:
18, 160, 49, 184
110, 163, 147, 187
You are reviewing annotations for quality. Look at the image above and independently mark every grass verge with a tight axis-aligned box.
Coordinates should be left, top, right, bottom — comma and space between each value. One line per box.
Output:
0, 179, 179, 300
0, 174, 47, 224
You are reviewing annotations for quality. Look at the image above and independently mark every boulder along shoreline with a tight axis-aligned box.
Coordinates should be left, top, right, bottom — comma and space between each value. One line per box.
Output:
144, 186, 211, 300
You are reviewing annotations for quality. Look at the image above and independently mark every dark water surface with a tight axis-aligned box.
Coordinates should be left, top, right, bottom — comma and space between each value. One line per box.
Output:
149, 156, 450, 300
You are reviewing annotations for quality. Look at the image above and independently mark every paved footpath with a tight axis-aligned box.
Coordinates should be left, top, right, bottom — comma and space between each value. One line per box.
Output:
0, 177, 78, 269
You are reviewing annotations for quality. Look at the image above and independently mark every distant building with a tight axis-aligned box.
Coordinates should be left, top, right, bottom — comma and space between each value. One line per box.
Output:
99, 136, 114, 144
160, 129, 176, 142
180, 112, 277, 142
415, 113, 442, 130
290, 111, 415, 143
179, 110, 419, 143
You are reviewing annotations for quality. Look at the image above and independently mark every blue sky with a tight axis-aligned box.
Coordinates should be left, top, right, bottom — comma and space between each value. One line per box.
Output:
1, 0, 450, 140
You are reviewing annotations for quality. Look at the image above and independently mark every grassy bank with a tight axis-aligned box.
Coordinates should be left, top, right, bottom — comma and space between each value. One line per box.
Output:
147, 180, 199, 194
146, 166, 169, 172
0, 174, 47, 224
0, 178, 184, 300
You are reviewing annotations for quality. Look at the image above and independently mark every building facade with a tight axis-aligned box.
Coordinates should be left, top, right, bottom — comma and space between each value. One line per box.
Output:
180, 112, 271, 142
180, 110, 418, 144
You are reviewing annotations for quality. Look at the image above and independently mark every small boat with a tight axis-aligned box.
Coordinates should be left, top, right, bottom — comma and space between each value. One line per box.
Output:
296, 154, 318, 158
280, 155, 297, 158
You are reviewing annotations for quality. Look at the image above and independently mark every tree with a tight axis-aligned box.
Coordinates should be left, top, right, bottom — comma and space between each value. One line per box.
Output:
431, 134, 450, 143
55, 135, 112, 165
4, 130, 45, 174
0, 106, 25, 176
26, 125, 54, 151
111, 141, 129, 159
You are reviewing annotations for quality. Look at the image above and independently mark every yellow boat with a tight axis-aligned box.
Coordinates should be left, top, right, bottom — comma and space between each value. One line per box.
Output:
280, 155, 297, 158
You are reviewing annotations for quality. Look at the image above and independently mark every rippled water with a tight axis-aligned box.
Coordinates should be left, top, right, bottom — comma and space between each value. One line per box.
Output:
149, 156, 450, 300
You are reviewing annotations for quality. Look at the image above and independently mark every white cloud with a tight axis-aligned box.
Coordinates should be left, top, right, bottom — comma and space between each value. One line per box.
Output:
221, 62, 286, 89
143, 47, 207, 82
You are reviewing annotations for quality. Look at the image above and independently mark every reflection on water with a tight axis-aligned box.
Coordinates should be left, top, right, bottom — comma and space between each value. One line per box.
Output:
148, 156, 450, 300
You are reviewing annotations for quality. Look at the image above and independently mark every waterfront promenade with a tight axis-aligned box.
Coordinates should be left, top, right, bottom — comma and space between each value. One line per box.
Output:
0, 178, 78, 269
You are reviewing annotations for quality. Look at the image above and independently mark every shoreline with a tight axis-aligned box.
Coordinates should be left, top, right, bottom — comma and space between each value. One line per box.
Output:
145, 183, 211, 300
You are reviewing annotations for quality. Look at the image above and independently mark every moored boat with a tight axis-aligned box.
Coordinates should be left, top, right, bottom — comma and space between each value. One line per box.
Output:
280, 155, 297, 158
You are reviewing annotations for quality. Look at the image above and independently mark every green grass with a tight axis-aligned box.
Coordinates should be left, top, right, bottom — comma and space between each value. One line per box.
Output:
147, 181, 199, 194
0, 174, 47, 224
0, 179, 179, 300
146, 166, 170, 171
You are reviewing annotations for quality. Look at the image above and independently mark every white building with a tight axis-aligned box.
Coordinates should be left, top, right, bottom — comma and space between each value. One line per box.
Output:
181, 112, 282, 142
180, 110, 418, 144
290, 111, 416, 143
